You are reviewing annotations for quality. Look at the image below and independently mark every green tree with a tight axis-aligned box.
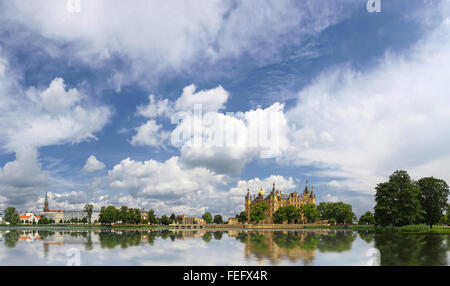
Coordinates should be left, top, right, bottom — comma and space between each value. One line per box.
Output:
133, 209, 142, 224
202, 212, 213, 224
237, 211, 248, 223
170, 213, 176, 223
418, 177, 449, 228
160, 215, 171, 225
84, 204, 94, 224
374, 170, 424, 226
358, 211, 375, 225
274, 206, 302, 224
301, 204, 319, 223
81, 217, 88, 224
148, 209, 157, 224
440, 212, 449, 225
99, 206, 119, 225
273, 208, 287, 224
213, 215, 223, 224
336, 207, 356, 224
250, 202, 268, 223
38, 217, 49, 225
4, 207, 20, 225
317, 202, 355, 224
119, 206, 129, 224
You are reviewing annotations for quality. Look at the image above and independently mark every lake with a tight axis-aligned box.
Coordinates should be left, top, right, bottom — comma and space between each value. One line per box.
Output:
0, 228, 448, 266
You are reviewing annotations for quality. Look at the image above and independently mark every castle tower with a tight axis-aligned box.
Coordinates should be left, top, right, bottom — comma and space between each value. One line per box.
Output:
43, 192, 49, 213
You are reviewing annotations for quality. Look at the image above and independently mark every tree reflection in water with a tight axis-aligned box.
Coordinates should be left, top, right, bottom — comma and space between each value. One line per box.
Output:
0, 229, 448, 266
375, 232, 450, 266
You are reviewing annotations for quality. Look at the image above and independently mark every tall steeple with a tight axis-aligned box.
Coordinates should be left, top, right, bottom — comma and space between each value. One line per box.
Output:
44, 192, 49, 212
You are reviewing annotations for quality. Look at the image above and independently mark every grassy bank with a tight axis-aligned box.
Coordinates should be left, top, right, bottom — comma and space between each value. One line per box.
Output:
375, 224, 450, 234
303, 225, 375, 230
299, 224, 450, 234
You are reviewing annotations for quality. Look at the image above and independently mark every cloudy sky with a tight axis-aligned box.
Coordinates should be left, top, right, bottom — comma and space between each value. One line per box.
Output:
0, 0, 449, 218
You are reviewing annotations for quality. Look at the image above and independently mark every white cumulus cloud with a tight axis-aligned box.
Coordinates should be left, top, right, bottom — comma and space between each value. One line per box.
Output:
83, 155, 106, 173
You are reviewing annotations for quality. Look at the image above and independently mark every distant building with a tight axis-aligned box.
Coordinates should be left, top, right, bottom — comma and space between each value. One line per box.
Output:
64, 210, 100, 223
41, 192, 99, 223
64, 211, 87, 221
245, 181, 316, 224
179, 216, 205, 225
42, 192, 65, 222
228, 217, 239, 225
19, 213, 41, 224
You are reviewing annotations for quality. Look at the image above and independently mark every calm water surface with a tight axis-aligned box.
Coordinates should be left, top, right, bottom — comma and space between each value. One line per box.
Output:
0, 228, 448, 266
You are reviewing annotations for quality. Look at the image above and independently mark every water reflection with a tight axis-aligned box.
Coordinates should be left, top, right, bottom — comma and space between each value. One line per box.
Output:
0, 228, 447, 266
375, 232, 450, 266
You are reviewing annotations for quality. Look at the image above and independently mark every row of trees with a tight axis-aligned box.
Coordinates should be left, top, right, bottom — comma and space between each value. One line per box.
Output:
317, 202, 357, 225
201, 212, 223, 224
99, 206, 143, 225
98, 206, 202, 226
374, 170, 449, 227
234, 202, 322, 224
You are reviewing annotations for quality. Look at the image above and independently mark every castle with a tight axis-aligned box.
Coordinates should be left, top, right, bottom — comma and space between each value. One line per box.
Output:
245, 181, 316, 224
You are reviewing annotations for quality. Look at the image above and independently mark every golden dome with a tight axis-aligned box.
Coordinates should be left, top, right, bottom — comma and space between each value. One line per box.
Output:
258, 187, 265, 195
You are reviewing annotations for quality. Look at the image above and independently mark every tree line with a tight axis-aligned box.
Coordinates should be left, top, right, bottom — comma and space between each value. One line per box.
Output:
374, 170, 449, 228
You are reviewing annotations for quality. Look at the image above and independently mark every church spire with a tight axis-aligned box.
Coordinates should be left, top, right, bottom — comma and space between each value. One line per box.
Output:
44, 192, 49, 212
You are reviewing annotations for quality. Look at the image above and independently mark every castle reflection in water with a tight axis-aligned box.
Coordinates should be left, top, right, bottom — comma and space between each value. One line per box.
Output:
0, 228, 448, 266
0, 228, 355, 265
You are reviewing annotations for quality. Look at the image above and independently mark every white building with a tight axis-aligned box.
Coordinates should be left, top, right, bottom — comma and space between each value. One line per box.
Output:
19, 213, 41, 224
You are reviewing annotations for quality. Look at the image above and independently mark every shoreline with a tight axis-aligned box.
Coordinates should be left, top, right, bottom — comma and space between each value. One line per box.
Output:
1, 224, 449, 234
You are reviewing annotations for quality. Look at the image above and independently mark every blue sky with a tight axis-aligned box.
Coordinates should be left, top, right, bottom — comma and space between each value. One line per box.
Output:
0, 0, 449, 218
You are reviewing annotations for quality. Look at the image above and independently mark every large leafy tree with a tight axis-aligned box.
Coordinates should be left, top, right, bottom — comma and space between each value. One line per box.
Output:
301, 204, 319, 223
148, 209, 158, 224
213, 215, 223, 224
160, 215, 171, 225
99, 206, 120, 225
358, 211, 375, 225
274, 206, 302, 224
273, 208, 287, 224
129, 208, 141, 224
418, 177, 449, 228
4, 207, 20, 225
336, 207, 356, 224
375, 170, 424, 226
202, 212, 213, 224
170, 213, 176, 223
317, 202, 355, 224
237, 211, 248, 223
119, 206, 129, 224
84, 204, 93, 224
250, 202, 268, 223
